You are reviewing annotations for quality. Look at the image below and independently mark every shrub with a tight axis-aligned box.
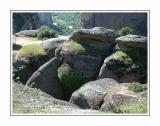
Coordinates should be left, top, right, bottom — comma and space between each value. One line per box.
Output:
128, 83, 147, 92
19, 44, 45, 56
118, 26, 134, 36
37, 25, 56, 40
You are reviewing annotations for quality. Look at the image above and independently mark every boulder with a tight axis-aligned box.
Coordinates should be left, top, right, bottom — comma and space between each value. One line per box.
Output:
69, 78, 120, 109
115, 34, 147, 49
26, 57, 63, 99
15, 30, 38, 37
41, 37, 69, 58
100, 84, 147, 112
98, 49, 147, 83
13, 54, 49, 83
70, 27, 118, 43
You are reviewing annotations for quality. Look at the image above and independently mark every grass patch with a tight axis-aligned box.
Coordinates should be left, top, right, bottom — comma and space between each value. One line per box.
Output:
28, 37, 39, 41
19, 44, 45, 56
114, 98, 147, 113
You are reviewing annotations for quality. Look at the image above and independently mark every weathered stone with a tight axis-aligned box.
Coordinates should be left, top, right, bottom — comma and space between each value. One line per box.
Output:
70, 78, 119, 109
26, 57, 63, 99
81, 13, 147, 36
115, 34, 147, 49
41, 37, 69, 58
15, 30, 38, 37
13, 13, 61, 34
98, 50, 147, 83
100, 84, 147, 112
70, 27, 118, 43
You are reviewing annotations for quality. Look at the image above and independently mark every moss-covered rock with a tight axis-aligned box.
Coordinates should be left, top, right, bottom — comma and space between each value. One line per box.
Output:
58, 63, 86, 99
100, 83, 147, 113
98, 49, 147, 83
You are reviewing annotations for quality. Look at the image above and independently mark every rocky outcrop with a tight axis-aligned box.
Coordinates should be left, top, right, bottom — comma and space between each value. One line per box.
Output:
70, 27, 118, 43
116, 34, 147, 49
98, 34, 147, 83
57, 27, 118, 98
100, 84, 147, 112
41, 37, 69, 58
26, 57, 63, 99
70, 78, 120, 109
13, 13, 61, 34
81, 13, 147, 36
15, 30, 38, 37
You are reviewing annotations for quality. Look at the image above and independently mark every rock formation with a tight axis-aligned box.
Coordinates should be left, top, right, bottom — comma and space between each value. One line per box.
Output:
13, 13, 61, 34
81, 13, 147, 36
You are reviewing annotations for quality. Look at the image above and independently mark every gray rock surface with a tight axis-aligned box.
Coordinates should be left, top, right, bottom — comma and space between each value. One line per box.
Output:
15, 30, 38, 37
70, 27, 118, 43
81, 13, 147, 36
26, 57, 63, 99
41, 37, 69, 58
70, 78, 120, 109
116, 34, 147, 49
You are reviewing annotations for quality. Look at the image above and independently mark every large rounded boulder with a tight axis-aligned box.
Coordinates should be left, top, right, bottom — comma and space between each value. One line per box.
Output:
115, 34, 147, 49
69, 78, 120, 109
26, 57, 63, 99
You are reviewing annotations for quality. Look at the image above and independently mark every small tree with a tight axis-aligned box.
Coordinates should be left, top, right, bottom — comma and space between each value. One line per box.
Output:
118, 26, 134, 36
37, 25, 56, 40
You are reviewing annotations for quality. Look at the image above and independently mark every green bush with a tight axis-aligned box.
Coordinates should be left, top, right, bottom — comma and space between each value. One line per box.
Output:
128, 83, 147, 92
37, 25, 56, 40
118, 26, 134, 36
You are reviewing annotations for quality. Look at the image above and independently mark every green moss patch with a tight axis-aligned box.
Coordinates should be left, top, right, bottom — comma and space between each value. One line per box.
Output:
64, 40, 108, 55
112, 51, 132, 64
63, 40, 86, 53
58, 64, 86, 99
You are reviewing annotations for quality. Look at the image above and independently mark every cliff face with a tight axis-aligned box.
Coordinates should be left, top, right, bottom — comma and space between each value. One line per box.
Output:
13, 13, 61, 34
81, 13, 147, 36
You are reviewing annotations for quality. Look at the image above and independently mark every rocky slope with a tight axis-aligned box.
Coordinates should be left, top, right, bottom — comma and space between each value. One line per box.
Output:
13, 27, 148, 114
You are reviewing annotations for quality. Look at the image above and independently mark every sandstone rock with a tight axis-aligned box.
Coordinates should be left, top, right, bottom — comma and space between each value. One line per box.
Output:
115, 34, 147, 49
69, 78, 120, 109
26, 57, 63, 99
98, 50, 147, 83
100, 84, 147, 112
41, 37, 69, 58
70, 27, 118, 43
15, 30, 38, 37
